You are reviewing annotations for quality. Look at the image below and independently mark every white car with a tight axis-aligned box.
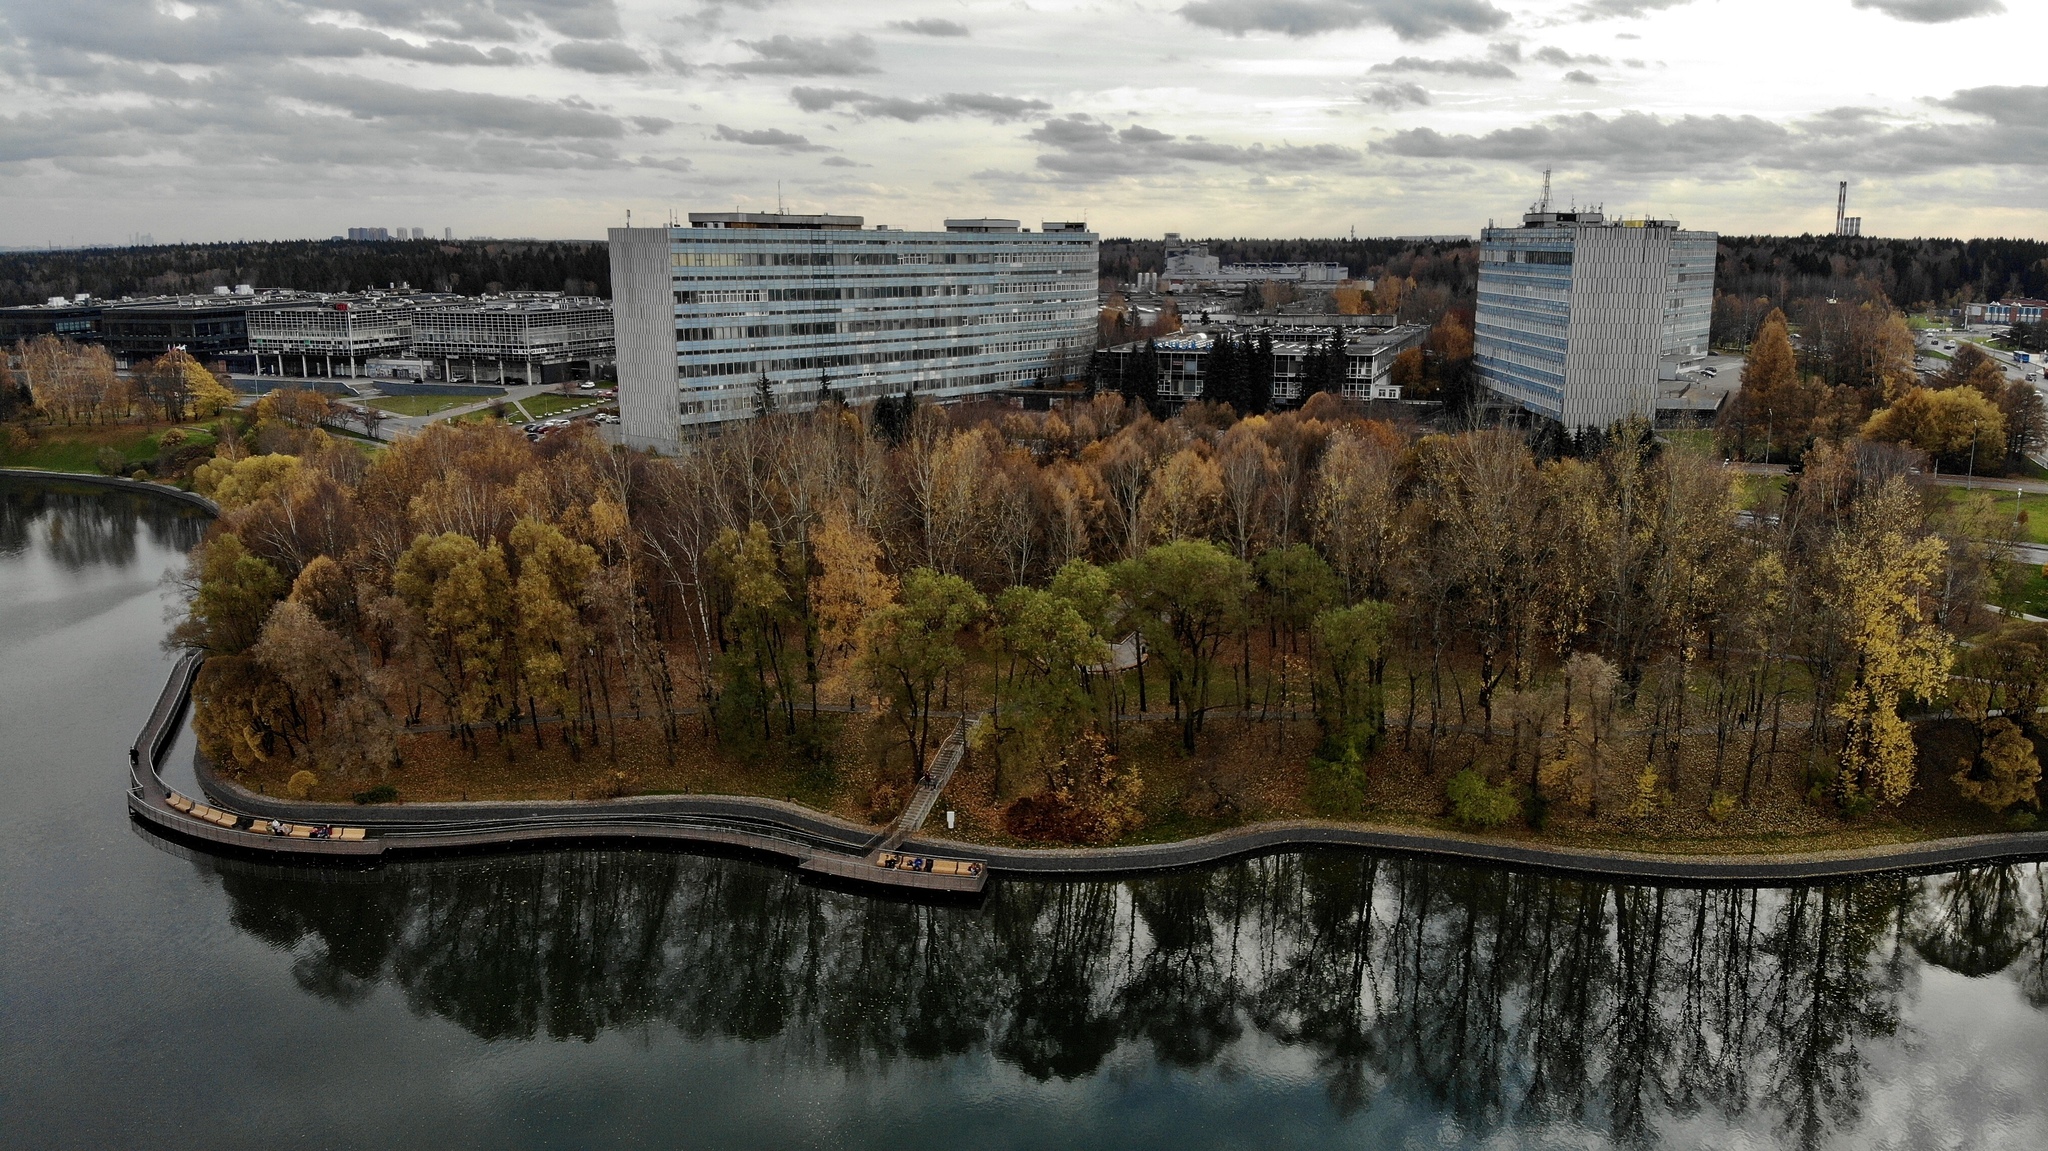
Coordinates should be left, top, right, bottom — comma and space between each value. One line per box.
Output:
578, 381, 598, 390
594, 413, 619, 424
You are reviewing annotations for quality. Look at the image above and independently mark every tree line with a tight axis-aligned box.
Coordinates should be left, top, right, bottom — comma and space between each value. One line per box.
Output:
0, 238, 611, 306
176, 375, 2044, 838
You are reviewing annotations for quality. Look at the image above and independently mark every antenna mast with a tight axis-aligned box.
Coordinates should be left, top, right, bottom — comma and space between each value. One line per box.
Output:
1539, 168, 1552, 213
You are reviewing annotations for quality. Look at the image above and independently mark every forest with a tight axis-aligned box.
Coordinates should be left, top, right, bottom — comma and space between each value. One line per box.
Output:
0, 238, 611, 306
164, 371, 2047, 850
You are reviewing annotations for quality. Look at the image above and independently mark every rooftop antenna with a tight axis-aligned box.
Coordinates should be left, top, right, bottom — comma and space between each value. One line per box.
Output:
1539, 167, 1552, 213
777, 181, 785, 216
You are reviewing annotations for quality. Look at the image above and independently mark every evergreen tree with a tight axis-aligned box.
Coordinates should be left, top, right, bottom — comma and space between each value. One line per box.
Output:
1126, 339, 1165, 418
753, 373, 777, 418
1202, 334, 1238, 409
1250, 333, 1274, 414
816, 368, 841, 409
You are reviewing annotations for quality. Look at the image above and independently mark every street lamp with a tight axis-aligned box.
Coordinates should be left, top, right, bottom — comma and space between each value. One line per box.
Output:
1968, 420, 1980, 490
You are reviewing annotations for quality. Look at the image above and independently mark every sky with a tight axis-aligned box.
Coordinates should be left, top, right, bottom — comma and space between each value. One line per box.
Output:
1, 0, 2045, 246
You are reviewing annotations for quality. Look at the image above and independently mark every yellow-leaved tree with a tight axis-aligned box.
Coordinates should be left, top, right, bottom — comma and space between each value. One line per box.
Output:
1823, 477, 1954, 808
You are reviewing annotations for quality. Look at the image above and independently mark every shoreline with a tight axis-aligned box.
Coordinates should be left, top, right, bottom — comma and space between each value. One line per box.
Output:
60, 465, 2048, 887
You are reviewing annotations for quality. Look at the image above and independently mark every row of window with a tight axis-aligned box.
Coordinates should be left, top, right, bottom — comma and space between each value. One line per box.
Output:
671, 251, 1093, 269
673, 282, 1089, 304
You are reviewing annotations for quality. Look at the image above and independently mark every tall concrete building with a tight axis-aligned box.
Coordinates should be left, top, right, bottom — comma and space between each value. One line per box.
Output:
1475, 207, 1715, 429
609, 212, 1097, 448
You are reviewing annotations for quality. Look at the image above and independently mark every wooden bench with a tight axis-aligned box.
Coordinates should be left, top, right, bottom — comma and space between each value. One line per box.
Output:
165, 792, 194, 813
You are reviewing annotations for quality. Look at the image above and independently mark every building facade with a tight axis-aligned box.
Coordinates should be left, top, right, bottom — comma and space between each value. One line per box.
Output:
1965, 298, 2047, 325
1475, 210, 1715, 429
1161, 239, 1348, 290
609, 213, 1098, 447
0, 299, 101, 346
245, 293, 464, 378
1104, 316, 1426, 405
407, 294, 613, 385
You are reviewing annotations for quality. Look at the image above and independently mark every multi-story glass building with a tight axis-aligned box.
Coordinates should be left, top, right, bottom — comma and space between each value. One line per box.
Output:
1475, 208, 1715, 429
609, 213, 1098, 447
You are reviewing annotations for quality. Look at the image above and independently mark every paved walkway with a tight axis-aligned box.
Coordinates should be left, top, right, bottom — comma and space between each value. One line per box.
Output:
881, 714, 977, 851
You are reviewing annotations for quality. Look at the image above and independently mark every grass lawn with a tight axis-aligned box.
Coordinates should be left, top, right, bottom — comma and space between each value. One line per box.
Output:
1996, 565, 2048, 617
1923, 347, 1954, 362
366, 394, 474, 417
1937, 486, 2048, 543
1660, 428, 1717, 455
0, 421, 217, 472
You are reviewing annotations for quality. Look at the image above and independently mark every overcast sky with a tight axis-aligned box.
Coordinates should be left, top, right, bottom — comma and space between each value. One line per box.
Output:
1, 0, 2044, 246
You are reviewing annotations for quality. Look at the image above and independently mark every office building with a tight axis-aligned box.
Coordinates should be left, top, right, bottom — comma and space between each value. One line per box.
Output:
245, 292, 464, 378
1474, 205, 1714, 429
609, 212, 1098, 447
98, 291, 310, 364
0, 297, 101, 346
408, 293, 613, 385
1103, 315, 1425, 405
1965, 298, 2046, 325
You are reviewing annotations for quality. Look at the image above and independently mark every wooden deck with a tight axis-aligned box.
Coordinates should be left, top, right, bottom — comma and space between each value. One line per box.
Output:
799, 850, 988, 894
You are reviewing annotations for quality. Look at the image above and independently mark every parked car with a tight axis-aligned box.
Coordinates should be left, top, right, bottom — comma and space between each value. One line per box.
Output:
578, 381, 598, 390
594, 413, 619, 424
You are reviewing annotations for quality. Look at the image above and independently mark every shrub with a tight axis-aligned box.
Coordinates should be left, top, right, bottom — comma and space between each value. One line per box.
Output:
1307, 733, 1369, 817
94, 446, 124, 475
1446, 768, 1521, 830
285, 769, 318, 799
352, 783, 399, 805
1708, 790, 1738, 823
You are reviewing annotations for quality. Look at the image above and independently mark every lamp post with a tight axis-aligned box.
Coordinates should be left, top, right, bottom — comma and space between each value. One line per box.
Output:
1968, 420, 1979, 490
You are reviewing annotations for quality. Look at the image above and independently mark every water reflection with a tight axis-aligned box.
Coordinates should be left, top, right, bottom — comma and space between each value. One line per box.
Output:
200, 848, 2048, 1147
0, 479, 209, 566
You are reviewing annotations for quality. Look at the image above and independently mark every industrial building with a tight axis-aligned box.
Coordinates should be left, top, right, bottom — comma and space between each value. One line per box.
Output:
1102, 315, 1426, 405
609, 212, 1098, 447
245, 292, 466, 378
407, 293, 614, 385
1160, 237, 1349, 291
1474, 195, 1715, 430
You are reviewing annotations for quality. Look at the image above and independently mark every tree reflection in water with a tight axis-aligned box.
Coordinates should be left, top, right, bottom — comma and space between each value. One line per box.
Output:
208, 849, 2048, 1146
0, 480, 208, 566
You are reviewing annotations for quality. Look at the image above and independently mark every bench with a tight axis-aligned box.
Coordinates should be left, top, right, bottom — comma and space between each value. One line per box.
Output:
165, 792, 194, 813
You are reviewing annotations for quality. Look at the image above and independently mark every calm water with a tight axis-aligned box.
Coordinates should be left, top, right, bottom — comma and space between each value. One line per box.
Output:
7, 478, 2048, 1150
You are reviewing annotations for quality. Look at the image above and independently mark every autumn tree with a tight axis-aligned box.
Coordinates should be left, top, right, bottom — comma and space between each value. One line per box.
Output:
1116, 540, 1251, 751
1720, 309, 1822, 460
1861, 386, 2004, 470
1823, 478, 1954, 808
988, 584, 1111, 797
862, 567, 986, 780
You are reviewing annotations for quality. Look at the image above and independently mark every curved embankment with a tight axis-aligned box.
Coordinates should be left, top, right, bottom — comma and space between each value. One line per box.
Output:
0, 468, 221, 514
145, 662, 2048, 886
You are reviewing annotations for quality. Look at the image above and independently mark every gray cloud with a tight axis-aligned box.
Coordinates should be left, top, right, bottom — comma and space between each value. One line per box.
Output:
1362, 82, 1431, 110
550, 40, 650, 74
1177, 0, 1508, 41
1377, 92, 2048, 175
0, 0, 538, 68
1026, 114, 1361, 180
1852, 0, 2005, 22
1534, 47, 1612, 65
820, 155, 862, 167
714, 123, 831, 151
790, 87, 1050, 123
887, 18, 970, 37
725, 34, 878, 76
1369, 56, 1517, 79
1564, 70, 1600, 85
630, 116, 673, 134
1570, 0, 1694, 17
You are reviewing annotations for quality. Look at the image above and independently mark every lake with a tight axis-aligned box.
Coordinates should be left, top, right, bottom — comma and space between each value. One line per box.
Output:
6, 475, 2048, 1150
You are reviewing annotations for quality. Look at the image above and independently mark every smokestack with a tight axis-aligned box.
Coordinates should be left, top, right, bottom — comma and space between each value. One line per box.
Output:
1835, 181, 1848, 236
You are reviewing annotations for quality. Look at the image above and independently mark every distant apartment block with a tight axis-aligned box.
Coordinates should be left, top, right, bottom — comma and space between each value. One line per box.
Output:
609, 212, 1098, 447
1474, 207, 1714, 429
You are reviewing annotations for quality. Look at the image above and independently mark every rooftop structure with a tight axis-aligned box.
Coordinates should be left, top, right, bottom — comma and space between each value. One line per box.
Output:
1474, 197, 1715, 429
609, 212, 1098, 446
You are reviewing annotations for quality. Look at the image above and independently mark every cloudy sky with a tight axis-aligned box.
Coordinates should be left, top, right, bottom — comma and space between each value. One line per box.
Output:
1, 0, 2044, 246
